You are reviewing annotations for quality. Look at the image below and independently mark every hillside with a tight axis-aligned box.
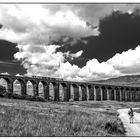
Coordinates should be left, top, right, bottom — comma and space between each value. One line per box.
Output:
93, 75, 140, 87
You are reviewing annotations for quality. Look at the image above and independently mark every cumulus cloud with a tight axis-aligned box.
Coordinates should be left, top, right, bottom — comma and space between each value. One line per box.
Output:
56, 62, 81, 81
64, 50, 83, 60
108, 45, 140, 74
0, 4, 98, 45
14, 43, 140, 81
14, 44, 63, 76
78, 45, 140, 81
1, 72, 9, 75
78, 59, 121, 81
1, 4, 140, 81
16, 73, 23, 76
56, 44, 140, 81
0, 4, 99, 81
14, 44, 83, 79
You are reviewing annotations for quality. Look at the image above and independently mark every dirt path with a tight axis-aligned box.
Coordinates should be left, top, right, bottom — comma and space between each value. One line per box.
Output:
118, 108, 140, 136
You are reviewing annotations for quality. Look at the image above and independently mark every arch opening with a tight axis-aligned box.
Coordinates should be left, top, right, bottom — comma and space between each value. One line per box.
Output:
0, 78, 9, 91
126, 88, 131, 102
115, 87, 120, 101
131, 88, 135, 102
79, 85, 87, 101
124, 88, 129, 102
49, 82, 58, 101
110, 88, 114, 100
95, 86, 100, 101
59, 83, 67, 101
102, 86, 107, 100
135, 89, 139, 102
70, 84, 79, 101
120, 88, 125, 101
87, 85, 94, 100
13, 79, 22, 95
26, 81, 34, 96
108, 87, 112, 100
38, 82, 44, 98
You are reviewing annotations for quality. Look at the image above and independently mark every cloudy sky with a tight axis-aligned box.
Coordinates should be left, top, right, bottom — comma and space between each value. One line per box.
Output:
1, 3, 140, 81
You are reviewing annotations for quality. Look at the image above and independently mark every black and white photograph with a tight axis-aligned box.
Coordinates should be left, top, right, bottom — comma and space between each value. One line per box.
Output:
0, 2, 140, 137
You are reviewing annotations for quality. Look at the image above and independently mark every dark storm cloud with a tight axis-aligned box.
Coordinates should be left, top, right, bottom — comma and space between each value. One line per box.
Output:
57, 9, 140, 67
42, 4, 140, 25
0, 61, 16, 65
93, 9, 140, 61
0, 40, 18, 61
0, 24, 2, 29
0, 61, 26, 75
0, 39, 26, 74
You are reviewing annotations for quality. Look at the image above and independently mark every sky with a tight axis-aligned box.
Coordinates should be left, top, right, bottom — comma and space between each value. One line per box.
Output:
1, 4, 140, 81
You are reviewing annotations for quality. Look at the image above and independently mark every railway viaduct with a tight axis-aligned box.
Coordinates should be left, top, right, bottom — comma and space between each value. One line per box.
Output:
0, 74, 140, 102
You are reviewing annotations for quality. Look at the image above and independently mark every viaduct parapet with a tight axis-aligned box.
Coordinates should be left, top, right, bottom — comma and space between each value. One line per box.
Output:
0, 74, 139, 102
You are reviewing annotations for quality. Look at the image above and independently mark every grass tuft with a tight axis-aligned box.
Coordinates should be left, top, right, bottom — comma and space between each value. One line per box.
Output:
105, 119, 126, 135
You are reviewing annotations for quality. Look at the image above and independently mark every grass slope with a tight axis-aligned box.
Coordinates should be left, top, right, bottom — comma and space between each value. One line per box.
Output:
0, 98, 130, 137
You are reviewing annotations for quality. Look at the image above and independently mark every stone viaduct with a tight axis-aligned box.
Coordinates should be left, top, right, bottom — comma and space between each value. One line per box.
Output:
0, 74, 140, 102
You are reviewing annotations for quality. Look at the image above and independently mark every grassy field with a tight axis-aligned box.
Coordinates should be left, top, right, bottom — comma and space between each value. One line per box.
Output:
0, 98, 140, 136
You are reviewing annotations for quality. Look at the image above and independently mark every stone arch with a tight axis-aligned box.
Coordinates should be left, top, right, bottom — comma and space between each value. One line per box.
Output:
125, 88, 130, 102
115, 87, 120, 101
110, 87, 114, 100
38, 82, 44, 97
26, 80, 37, 96
126, 88, 130, 101
49, 82, 54, 100
70, 84, 74, 101
49, 82, 58, 101
95, 86, 100, 101
59, 83, 67, 101
38, 81, 45, 98
86, 86, 89, 100
138, 88, 140, 102
87, 85, 94, 100
70, 84, 79, 101
138, 89, 140, 102
13, 79, 24, 95
39, 81, 48, 99
136, 88, 140, 102
107, 86, 112, 100
26, 80, 33, 96
131, 88, 135, 102
120, 87, 125, 101
101, 86, 107, 100
128, 87, 132, 102
135, 88, 139, 102
0, 77, 10, 91
79, 84, 87, 101
79, 85, 82, 101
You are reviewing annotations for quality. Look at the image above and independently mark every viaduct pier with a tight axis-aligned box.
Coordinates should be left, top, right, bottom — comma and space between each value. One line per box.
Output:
0, 74, 139, 102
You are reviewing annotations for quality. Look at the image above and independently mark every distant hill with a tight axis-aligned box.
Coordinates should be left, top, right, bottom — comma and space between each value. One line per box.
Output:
91, 75, 140, 87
